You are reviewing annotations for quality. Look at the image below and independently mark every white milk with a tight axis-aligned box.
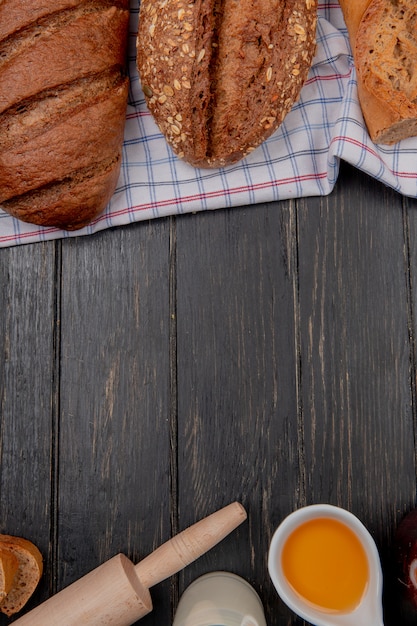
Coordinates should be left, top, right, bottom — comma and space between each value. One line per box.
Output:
173, 572, 267, 626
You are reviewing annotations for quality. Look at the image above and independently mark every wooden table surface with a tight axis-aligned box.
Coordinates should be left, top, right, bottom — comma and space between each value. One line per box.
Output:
1, 160, 417, 625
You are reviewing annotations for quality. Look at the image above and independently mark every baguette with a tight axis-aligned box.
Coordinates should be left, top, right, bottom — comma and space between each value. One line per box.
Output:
339, 0, 417, 144
137, 0, 318, 168
0, 534, 43, 616
0, 1, 130, 230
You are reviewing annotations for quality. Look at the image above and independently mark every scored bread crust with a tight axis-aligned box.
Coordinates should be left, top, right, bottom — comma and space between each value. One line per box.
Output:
0, 4, 129, 116
339, 0, 417, 144
2, 157, 123, 230
0, 535, 43, 616
0, 0, 82, 41
137, 0, 318, 168
0, 1, 130, 230
0, 75, 128, 201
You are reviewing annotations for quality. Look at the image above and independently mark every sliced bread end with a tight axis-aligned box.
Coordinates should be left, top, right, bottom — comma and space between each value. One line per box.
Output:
0, 535, 43, 616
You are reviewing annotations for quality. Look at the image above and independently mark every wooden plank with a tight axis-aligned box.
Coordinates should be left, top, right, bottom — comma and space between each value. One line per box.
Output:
400, 187, 417, 625
0, 242, 57, 622
56, 220, 172, 626
175, 203, 301, 624
297, 163, 417, 625
0, 162, 415, 626
174, 165, 417, 625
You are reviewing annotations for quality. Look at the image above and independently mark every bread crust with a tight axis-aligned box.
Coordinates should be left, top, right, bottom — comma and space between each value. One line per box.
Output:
0, 0, 82, 41
137, 0, 317, 168
0, 4, 129, 115
0, 0, 130, 42
339, 0, 417, 144
0, 77, 128, 201
0, 2, 129, 229
2, 158, 122, 230
338, 0, 371, 44
0, 535, 43, 616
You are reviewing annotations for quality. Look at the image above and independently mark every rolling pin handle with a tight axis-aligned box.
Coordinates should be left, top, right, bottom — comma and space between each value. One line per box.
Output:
12, 502, 247, 626
135, 501, 247, 588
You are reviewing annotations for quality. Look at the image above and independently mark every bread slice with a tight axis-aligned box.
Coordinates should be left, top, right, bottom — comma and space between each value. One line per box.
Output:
0, 535, 43, 616
339, 0, 417, 144
0, 548, 19, 604
137, 0, 318, 168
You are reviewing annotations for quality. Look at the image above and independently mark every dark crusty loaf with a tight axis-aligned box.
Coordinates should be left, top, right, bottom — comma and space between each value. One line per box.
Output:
339, 0, 417, 144
137, 0, 317, 168
0, 1, 130, 230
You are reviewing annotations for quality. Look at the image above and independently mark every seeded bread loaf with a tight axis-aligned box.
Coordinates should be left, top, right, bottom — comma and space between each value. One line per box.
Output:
0, 534, 43, 616
0, 1, 130, 230
137, 0, 318, 168
339, 0, 417, 144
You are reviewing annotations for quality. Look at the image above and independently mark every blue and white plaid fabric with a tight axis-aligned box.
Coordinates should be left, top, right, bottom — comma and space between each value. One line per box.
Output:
1, 1, 416, 247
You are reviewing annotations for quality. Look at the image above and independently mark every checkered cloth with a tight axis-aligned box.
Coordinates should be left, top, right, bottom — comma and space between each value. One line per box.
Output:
1, 1, 416, 247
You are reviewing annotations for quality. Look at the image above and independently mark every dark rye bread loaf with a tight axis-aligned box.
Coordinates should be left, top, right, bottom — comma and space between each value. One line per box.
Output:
0, 1, 129, 230
137, 0, 317, 168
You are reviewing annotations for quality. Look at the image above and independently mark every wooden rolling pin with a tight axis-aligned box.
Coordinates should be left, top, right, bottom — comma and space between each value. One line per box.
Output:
14, 502, 247, 625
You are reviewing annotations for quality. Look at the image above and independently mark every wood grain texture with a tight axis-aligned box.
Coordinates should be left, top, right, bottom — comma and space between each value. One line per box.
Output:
298, 163, 417, 624
175, 203, 302, 623
400, 189, 417, 625
0, 163, 417, 626
56, 221, 172, 626
174, 163, 417, 625
0, 242, 57, 621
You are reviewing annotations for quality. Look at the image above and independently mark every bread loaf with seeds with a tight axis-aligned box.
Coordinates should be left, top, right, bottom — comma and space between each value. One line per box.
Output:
339, 0, 417, 144
0, 1, 130, 230
137, 0, 317, 168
